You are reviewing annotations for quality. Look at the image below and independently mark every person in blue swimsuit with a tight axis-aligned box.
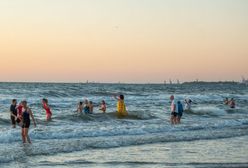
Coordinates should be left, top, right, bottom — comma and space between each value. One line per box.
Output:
21, 100, 36, 144
83, 99, 90, 114
176, 100, 184, 124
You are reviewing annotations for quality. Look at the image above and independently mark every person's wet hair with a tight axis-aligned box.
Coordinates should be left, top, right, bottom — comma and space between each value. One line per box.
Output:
120, 95, 124, 100
12, 99, 17, 103
79, 101, 83, 105
43, 98, 48, 104
22, 100, 27, 105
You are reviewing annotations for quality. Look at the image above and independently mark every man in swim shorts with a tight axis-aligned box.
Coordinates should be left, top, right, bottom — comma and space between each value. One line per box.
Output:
170, 95, 177, 124
10, 99, 18, 128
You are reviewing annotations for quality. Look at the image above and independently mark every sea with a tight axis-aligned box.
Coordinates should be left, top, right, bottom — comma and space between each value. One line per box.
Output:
0, 82, 247, 168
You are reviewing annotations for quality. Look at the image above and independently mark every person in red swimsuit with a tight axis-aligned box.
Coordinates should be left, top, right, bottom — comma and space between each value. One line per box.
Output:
42, 98, 52, 121
16, 101, 24, 124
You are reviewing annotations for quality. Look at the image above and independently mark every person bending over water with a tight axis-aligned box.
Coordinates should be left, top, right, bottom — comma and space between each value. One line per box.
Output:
21, 100, 36, 144
184, 99, 192, 111
42, 98, 52, 121
114, 94, 128, 118
99, 100, 107, 113
10, 99, 18, 128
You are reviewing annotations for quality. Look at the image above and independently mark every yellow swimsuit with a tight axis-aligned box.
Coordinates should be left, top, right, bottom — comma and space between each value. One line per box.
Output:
117, 100, 128, 117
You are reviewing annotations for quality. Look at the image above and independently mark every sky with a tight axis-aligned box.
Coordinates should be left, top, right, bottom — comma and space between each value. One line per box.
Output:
0, 0, 247, 83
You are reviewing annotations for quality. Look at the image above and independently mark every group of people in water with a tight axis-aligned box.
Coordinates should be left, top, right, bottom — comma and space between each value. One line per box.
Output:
169, 95, 193, 125
9, 94, 128, 143
8, 94, 236, 143
169, 95, 236, 125
10, 98, 52, 143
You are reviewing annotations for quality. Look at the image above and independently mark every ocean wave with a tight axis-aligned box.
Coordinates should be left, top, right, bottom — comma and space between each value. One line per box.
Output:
0, 117, 248, 144
0, 126, 248, 164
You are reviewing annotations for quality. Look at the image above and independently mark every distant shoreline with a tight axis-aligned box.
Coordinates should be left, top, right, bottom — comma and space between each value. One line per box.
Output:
0, 81, 244, 85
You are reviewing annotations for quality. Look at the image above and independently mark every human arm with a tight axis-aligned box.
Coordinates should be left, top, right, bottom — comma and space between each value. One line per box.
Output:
113, 95, 119, 100
29, 109, 36, 127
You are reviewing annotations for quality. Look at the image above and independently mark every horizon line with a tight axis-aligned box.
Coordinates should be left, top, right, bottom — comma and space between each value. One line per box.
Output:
0, 80, 242, 85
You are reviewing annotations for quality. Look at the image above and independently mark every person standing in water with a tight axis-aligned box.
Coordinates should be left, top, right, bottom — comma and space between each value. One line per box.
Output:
21, 100, 36, 144
10, 99, 18, 128
83, 99, 90, 114
170, 95, 177, 124
77, 101, 83, 114
176, 100, 184, 124
42, 98, 52, 121
16, 101, 24, 124
114, 94, 128, 118
89, 101, 94, 114
99, 100, 107, 113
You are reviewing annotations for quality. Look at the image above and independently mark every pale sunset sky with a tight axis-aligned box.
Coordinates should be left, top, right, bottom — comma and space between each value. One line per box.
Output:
0, 0, 247, 83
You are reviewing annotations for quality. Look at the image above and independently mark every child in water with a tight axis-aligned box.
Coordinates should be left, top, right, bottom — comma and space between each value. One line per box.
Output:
42, 98, 52, 121
114, 94, 128, 118
99, 100, 107, 113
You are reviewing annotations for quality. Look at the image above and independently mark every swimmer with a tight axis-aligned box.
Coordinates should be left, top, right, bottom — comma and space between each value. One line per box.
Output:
224, 98, 229, 105
21, 100, 36, 144
229, 98, 235, 108
114, 94, 128, 118
42, 98, 52, 121
99, 100, 107, 113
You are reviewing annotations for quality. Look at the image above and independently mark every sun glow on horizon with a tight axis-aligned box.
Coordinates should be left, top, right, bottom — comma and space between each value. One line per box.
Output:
0, 0, 247, 83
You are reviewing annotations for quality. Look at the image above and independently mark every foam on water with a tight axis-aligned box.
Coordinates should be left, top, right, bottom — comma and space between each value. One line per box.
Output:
0, 82, 248, 165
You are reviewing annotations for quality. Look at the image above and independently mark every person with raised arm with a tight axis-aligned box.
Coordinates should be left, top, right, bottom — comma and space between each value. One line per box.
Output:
114, 94, 128, 118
